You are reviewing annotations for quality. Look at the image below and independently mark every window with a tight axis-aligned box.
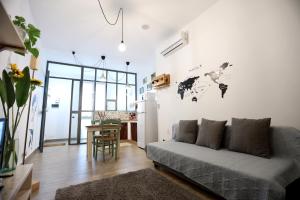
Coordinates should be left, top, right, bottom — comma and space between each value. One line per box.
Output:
48, 62, 136, 112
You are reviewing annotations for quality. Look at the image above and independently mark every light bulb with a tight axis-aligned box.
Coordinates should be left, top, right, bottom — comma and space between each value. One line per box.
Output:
118, 41, 126, 52
100, 72, 106, 80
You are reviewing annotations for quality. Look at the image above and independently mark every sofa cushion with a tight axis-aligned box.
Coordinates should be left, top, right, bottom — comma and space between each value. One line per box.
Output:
229, 118, 271, 158
147, 141, 300, 200
195, 118, 227, 149
176, 120, 198, 144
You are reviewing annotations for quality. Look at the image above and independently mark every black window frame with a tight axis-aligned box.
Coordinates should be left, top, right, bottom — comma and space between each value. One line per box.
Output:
46, 60, 137, 113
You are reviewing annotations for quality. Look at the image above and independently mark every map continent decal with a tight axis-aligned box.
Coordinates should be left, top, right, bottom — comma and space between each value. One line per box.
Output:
177, 62, 233, 101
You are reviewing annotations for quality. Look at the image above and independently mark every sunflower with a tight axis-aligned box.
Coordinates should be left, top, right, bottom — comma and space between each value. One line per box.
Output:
31, 78, 43, 86
9, 64, 24, 79
10, 63, 18, 71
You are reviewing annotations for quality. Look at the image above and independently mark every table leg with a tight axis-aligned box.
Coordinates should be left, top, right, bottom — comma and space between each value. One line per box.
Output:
115, 131, 120, 160
87, 131, 93, 161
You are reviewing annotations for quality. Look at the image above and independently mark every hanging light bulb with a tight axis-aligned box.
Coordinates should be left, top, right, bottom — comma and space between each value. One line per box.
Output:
96, 1, 127, 53
118, 41, 126, 52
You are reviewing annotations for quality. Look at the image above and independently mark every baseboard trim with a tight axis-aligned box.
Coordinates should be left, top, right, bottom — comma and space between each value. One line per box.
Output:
44, 138, 68, 143
24, 147, 39, 163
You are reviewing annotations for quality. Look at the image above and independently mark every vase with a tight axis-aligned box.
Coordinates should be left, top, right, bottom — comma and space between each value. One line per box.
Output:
1, 137, 19, 174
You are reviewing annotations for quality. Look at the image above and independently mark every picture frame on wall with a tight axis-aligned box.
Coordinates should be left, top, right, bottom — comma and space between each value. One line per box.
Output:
147, 83, 152, 91
139, 87, 144, 94
151, 72, 156, 81
143, 77, 148, 84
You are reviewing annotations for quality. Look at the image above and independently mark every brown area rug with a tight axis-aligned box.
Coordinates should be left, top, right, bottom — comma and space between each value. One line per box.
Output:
55, 168, 201, 200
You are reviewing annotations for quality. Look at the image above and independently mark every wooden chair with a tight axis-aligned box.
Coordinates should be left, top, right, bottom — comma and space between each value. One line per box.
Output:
93, 119, 121, 161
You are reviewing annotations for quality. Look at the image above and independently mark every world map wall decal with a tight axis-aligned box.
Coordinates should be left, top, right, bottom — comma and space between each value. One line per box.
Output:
177, 62, 233, 101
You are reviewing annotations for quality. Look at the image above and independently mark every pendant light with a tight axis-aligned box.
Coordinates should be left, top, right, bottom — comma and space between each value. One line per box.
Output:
100, 55, 106, 80
118, 10, 126, 52
125, 61, 131, 90
97, 0, 126, 52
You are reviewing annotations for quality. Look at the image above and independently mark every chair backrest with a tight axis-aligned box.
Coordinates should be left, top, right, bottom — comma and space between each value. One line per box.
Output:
100, 119, 121, 135
100, 119, 121, 125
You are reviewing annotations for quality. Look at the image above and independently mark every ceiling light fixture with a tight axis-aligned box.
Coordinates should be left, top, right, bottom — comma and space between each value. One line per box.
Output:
100, 55, 106, 80
96, 0, 126, 52
125, 61, 131, 90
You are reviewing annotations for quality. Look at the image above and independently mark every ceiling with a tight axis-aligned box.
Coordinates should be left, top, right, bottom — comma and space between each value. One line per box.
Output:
28, 0, 217, 69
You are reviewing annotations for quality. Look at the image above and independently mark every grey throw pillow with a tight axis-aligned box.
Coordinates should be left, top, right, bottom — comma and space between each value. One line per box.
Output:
229, 118, 272, 158
196, 118, 227, 150
176, 120, 198, 144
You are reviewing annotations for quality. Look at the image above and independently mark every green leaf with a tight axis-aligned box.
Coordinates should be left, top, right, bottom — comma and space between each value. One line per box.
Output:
15, 16, 25, 23
24, 39, 32, 50
14, 51, 26, 56
16, 67, 31, 107
29, 35, 37, 46
30, 48, 39, 58
13, 16, 26, 30
2, 71, 15, 108
14, 151, 18, 164
0, 78, 7, 104
28, 24, 41, 38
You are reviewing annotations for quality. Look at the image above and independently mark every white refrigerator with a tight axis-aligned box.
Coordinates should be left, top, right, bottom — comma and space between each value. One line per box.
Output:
136, 92, 158, 149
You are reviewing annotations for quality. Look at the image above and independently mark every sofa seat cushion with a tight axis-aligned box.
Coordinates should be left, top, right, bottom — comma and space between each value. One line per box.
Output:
147, 142, 300, 200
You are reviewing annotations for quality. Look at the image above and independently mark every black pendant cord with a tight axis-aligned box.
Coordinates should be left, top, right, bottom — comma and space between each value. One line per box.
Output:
121, 9, 124, 42
96, 0, 124, 41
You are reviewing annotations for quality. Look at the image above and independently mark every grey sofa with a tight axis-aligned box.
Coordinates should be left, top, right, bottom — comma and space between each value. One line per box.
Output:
146, 124, 300, 200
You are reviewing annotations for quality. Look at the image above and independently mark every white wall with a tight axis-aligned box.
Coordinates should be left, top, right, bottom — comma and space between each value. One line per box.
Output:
155, 0, 300, 141
0, 0, 45, 162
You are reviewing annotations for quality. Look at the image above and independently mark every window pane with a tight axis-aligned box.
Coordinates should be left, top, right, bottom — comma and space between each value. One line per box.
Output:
107, 83, 116, 100
69, 113, 78, 144
127, 74, 136, 85
95, 83, 105, 111
107, 71, 117, 82
80, 112, 93, 143
107, 101, 116, 111
96, 70, 106, 81
82, 81, 94, 111
48, 63, 81, 79
118, 72, 126, 84
117, 85, 127, 111
72, 81, 80, 111
127, 86, 136, 111
84, 68, 95, 81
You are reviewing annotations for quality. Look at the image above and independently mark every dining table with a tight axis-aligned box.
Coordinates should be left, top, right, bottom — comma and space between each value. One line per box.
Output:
86, 124, 122, 161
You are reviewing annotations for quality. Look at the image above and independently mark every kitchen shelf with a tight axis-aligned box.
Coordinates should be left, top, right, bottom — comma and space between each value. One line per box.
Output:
152, 74, 170, 89
0, 1, 26, 54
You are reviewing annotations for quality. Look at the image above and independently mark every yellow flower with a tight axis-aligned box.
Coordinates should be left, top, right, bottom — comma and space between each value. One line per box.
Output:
10, 63, 18, 72
31, 78, 43, 86
9, 63, 24, 79
12, 73, 24, 79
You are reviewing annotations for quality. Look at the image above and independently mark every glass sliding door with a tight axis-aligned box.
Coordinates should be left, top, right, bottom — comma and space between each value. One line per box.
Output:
44, 78, 73, 142
69, 80, 80, 145
40, 61, 137, 148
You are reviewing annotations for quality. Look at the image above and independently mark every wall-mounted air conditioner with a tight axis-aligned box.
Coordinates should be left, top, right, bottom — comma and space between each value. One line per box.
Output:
160, 31, 188, 57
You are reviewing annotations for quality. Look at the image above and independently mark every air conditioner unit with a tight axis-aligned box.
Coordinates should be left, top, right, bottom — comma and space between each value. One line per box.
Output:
160, 31, 189, 57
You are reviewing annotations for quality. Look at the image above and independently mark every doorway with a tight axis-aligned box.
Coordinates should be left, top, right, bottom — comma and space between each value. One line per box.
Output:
39, 61, 137, 151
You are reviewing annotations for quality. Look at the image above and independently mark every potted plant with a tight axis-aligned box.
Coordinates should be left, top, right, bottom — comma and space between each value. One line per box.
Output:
13, 16, 41, 58
0, 64, 40, 172
0, 15, 42, 173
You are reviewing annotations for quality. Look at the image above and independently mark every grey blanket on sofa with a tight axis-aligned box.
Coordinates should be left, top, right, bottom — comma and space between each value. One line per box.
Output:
146, 126, 300, 200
